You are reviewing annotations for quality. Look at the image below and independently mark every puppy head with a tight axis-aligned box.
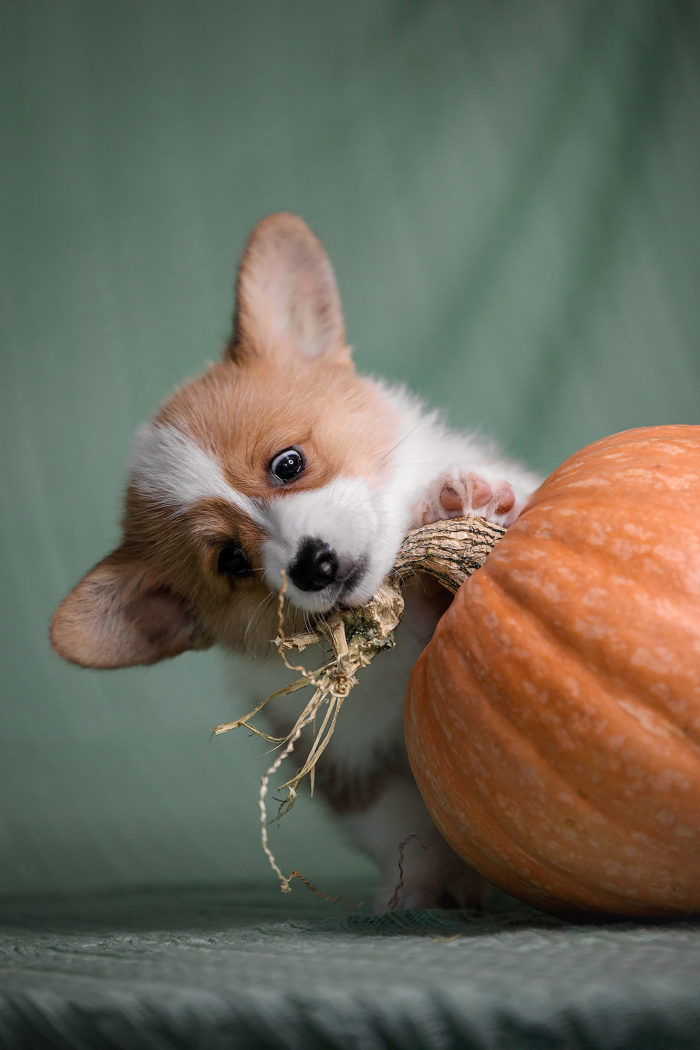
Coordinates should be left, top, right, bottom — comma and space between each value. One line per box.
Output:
51, 214, 406, 669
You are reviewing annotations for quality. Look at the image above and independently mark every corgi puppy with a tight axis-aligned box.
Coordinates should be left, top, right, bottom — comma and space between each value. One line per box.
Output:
51, 214, 541, 910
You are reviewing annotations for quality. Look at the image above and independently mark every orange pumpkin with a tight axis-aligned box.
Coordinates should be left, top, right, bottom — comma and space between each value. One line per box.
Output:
405, 426, 700, 918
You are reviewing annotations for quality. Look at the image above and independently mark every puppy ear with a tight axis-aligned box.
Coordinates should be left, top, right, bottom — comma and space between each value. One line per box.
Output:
227, 213, 349, 365
50, 550, 213, 669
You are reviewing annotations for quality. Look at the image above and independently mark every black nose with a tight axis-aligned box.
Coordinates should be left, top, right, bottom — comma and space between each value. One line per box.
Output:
288, 538, 339, 592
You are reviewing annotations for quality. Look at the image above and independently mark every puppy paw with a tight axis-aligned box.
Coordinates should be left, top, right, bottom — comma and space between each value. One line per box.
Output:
373, 837, 490, 913
414, 469, 521, 529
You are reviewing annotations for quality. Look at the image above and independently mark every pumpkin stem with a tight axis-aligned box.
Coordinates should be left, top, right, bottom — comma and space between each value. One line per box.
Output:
392, 516, 506, 593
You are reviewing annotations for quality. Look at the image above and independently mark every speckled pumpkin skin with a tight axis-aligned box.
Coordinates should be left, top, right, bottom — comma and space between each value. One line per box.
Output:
405, 426, 700, 918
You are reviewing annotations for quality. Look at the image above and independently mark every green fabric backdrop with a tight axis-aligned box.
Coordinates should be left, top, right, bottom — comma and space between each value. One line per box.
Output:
2, 0, 699, 903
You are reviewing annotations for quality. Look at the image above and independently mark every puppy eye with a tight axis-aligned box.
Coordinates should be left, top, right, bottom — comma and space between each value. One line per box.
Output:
217, 543, 252, 578
269, 447, 305, 484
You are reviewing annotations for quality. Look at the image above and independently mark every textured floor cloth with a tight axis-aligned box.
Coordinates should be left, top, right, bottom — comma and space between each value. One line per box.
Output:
1, 884, 698, 1050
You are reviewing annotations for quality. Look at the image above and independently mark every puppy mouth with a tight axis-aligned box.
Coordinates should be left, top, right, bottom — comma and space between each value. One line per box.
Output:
273, 553, 371, 616
336, 557, 368, 604
292, 557, 369, 614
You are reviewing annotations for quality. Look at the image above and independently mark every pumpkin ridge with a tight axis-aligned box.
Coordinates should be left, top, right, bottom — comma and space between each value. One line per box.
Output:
443, 573, 700, 845
440, 643, 689, 869
520, 508, 700, 559
481, 543, 700, 749
523, 428, 700, 505
408, 655, 682, 916
513, 503, 700, 595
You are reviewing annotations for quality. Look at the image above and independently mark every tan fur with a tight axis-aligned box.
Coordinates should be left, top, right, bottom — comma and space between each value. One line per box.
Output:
229, 212, 346, 361
48, 547, 213, 669
157, 355, 399, 498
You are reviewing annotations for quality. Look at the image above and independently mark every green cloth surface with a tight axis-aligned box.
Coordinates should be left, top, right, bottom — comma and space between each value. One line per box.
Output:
1, 885, 699, 1050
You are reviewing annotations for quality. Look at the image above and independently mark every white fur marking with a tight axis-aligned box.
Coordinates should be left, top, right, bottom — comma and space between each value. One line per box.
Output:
262, 476, 410, 612
130, 422, 265, 526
